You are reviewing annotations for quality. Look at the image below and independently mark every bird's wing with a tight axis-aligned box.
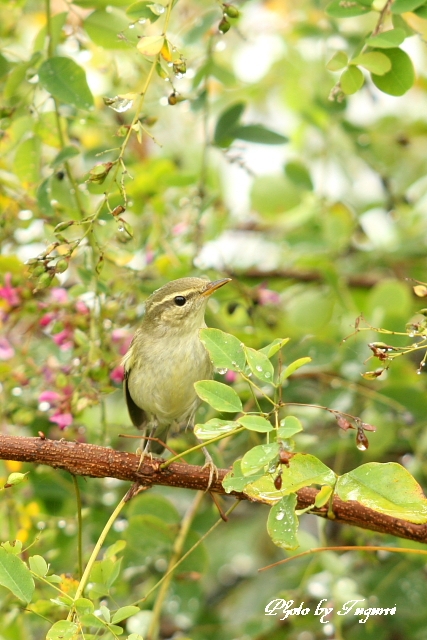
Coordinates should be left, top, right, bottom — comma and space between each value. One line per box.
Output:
124, 369, 147, 429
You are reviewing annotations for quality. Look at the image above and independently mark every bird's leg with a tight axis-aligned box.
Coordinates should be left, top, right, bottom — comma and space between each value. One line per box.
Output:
201, 445, 219, 490
137, 426, 156, 471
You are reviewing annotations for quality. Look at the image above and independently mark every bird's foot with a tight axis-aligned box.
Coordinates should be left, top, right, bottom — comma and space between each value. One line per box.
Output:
201, 446, 219, 490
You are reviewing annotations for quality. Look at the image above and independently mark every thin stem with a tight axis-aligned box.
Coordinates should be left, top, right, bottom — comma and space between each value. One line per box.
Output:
260, 545, 427, 572
67, 493, 127, 619
138, 499, 240, 605
147, 491, 205, 640
71, 475, 83, 579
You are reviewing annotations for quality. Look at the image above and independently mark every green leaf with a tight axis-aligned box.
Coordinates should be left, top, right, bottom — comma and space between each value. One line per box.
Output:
213, 102, 245, 146
222, 460, 265, 493
366, 28, 406, 48
244, 347, 275, 384
13, 137, 41, 185
340, 65, 364, 94
104, 540, 127, 559
46, 621, 79, 640
326, 0, 372, 17
284, 161, 313, 190
127, 494, 180, 524
199, 328, 246, 371
194, 380, 243, 413
51, 145, 80, 168
232, 124, 288, 145
112, 606, 140, 624
84, 8, 130, 49
125, 515, 173, 563
241, 443, 280, 476
244, 454, 336, 504
238, 415, 274, 432
89, 558, 121, 589
29, 555, 48, 577
279, 356, 311, 383
314, 485, 333, 508
0, 547, 34, 603
277, 416, 303, 439
391, 0, 425, 13
258, 338, 290, 358
126, 0, 161, 20
336, 462, 427, 523
326, 50, 348, 71
267, 495, 299, 550
371, 48, 415, 96
75, 598, 95, 615
194, 418, 240, 440
136, 35, 165, 56
351, 52, 391, 75
38, 57, 94, 110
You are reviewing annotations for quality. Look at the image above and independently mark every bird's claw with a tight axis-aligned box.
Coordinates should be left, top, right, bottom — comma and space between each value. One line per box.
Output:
201, 447, 219, 490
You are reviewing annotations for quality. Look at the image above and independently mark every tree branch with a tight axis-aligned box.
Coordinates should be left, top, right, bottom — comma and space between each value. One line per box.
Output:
1, 434, 427, 544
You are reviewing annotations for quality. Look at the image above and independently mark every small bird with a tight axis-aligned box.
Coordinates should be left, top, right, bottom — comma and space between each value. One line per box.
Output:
122, 276, 231, 478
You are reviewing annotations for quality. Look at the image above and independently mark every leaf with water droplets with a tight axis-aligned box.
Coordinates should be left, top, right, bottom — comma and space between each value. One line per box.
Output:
222, 460, 265, 493
244, 347, 275, 384
277, 416, 303, 439
237, 415, 273, 432
194, 418, 240, 440
241, 443, 279, 476
267, 495, 299, 550
244, 454, 336, 503
194, 380, 242, 413
279, 356, 311, 383
199, 328, 245, 372
336, 462, 427, 523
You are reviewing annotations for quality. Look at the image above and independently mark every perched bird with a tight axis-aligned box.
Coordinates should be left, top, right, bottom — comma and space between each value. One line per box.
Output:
122, 276, 231, 477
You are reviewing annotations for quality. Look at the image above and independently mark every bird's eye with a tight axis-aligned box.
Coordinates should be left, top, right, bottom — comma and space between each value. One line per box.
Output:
174, 296, 186, 306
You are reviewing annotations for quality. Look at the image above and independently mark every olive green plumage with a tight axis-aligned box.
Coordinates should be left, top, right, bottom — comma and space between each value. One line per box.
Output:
123, 277, 230, 454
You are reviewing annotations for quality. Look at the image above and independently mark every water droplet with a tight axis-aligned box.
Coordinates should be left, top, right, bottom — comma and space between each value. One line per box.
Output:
247, 372, 252, 377
256, 365, 263, 372
356, 442, 367, 451
150, 3, 165, 15
217, 367, 228, 375
138, 18, 146, 24
268, 463, 276, 473
174, 72, 183, 79
264, 372, 271, 378
118, 224, 124, 232
129, 23, 135, 28
409, 332, 415, 337
417, 370, 422, 375
275, 511, 285, 521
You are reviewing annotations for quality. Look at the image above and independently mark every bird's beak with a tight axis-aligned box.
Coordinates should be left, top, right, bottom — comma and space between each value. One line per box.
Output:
201, 278, 232, 297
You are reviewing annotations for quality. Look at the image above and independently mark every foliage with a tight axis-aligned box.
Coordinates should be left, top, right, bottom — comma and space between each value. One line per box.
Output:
2, 0, 427, 637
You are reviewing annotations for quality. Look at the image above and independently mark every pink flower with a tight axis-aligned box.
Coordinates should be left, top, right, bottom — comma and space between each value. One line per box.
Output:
53, 329, 73, 350
39, 391, 61, 403
0, 337, 14, 360
110, 365, 125, 384
225, 370, 237, 383
40, 312, 56, 327
49, 412, 73, 429
50, 288, 68, 304
258, 284, 280, 306
0, 274, 20, 307
75, 300, 89, 314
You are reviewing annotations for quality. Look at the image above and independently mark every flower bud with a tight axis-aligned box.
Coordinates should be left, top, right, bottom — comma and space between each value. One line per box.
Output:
218, 17, 231, 33
224, 4, 239, 18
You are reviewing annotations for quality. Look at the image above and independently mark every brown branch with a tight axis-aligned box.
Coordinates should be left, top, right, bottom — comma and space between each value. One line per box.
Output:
1, 434, 427, 543
227, 268, 383, 289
